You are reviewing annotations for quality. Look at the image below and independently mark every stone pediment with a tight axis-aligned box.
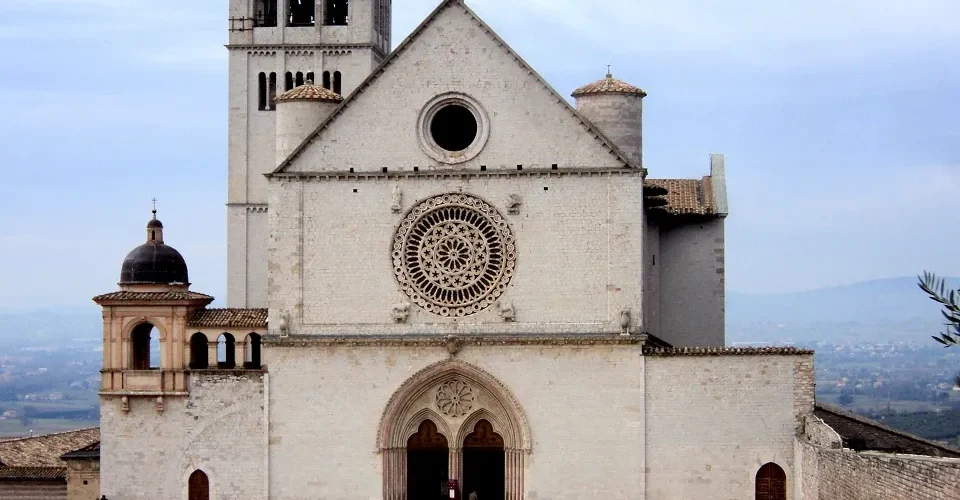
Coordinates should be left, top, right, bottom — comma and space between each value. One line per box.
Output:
272, 0, 635, 175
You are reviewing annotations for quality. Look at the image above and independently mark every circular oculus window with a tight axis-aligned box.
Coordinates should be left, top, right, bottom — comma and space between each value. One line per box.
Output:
418, 93, 489, 164
392, 193, 516, 317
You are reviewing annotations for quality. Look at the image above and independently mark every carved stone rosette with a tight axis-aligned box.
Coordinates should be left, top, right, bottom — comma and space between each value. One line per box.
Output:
436, 379, 475, 417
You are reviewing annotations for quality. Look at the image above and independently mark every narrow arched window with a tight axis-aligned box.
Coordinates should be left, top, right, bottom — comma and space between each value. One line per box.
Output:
295, 72, 304, 87
131, 323, 159, 370
756, 463, 786, 500
285, 72, 294, 91
306, 71, 315, 85
189, 333, 209, 369
244, 333, 262, 369
333, 71, 342, 94
217, 333, 236, 368
257, 72, 267, 111
269, 72, 278, 110
322, 71, 331, 89
188, 470, 209, 500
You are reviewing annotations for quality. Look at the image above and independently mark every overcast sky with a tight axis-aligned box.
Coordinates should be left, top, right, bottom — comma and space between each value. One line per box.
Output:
0, 0, 958, 310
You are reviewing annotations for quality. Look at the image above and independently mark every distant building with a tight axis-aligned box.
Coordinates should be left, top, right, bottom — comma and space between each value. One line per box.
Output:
87, 0, 960, 499
0, 428, 100, 500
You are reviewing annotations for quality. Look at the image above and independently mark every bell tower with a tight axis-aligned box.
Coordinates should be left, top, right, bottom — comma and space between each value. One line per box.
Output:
226, 0, 392, 307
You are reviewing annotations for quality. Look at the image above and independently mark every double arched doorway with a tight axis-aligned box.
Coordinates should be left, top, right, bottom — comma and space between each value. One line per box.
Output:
379, 360, 530, 500
406, 419, 505, 500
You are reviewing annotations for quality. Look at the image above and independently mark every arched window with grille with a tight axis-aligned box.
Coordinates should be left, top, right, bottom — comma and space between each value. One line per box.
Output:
188, 470, 209, 500
755, 463, 786, 500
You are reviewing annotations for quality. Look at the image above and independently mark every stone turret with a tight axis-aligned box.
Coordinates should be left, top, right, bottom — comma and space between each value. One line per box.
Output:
572, 72, 647, 168
274, 81, 344, 166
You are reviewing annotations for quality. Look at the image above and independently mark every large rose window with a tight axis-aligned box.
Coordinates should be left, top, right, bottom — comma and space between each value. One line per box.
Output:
393, 194, 516, 317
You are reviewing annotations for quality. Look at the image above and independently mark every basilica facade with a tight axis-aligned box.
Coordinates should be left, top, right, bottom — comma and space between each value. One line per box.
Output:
89, 1, 957, 499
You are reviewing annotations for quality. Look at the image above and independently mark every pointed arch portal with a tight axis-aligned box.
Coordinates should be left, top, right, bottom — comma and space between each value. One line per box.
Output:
378, 359, 530, 500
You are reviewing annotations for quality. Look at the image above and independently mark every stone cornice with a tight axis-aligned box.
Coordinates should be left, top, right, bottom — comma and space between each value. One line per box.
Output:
643, 346, 815, 356
264, 333, 647, 348
267, 167, 648, 181
226, 42, 386, 57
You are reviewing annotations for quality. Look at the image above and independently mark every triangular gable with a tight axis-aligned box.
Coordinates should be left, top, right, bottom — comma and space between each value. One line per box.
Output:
272, 0, 638, 174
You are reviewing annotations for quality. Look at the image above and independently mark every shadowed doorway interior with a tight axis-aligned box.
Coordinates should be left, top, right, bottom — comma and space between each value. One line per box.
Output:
463, 420, 505, 500
408, 420, 449, 500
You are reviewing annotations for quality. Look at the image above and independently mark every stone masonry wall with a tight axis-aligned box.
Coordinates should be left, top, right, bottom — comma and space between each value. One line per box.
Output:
100, 372, 265, 500
0, 481, 65, 500
800, 441, 960, 500
645, 353, 812, 500
658, 219, 725, 347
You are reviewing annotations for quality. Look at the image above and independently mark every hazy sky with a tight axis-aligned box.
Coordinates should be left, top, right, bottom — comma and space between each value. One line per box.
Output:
1, 0, 958, 310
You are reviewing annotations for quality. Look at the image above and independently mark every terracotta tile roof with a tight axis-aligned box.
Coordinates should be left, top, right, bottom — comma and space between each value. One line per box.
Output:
189, 308, 268, 328
0, 466, 66, 480
645, 178, 716, 217
572, 74, 647, 98
275, 84, 343, 103
92, 291, 214, 303
0, 428, 99, 467
643, 346, 814, 356
815, 404, 960, 458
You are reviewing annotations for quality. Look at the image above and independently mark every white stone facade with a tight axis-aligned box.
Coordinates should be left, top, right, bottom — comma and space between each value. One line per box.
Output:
91, 2, 856, 500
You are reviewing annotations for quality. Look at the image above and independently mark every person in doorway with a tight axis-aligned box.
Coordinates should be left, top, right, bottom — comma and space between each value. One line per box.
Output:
468, 490, 478, 500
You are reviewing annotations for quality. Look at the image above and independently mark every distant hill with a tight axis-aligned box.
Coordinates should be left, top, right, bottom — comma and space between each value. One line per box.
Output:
0, 308, 101, 347
0, 276, 957, 346
728, 277, 958, 345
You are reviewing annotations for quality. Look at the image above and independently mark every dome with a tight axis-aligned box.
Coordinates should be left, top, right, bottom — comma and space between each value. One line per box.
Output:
275, 83, 344, 104
572, 73, 647, 98
119, 212, 189, 285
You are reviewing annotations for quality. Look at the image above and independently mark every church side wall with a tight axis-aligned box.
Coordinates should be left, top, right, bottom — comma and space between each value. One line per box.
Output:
0, 481, 65, 500
643, 224, 661, 336
100, 373, 265, 500
645, 354, 807, 500
658, 219, 725, 347
265, 344, 644, 500
268, 175, 644, 335
799, 440, 960, 500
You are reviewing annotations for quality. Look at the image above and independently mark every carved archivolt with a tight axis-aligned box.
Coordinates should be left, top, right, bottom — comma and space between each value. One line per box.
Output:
392, 194, 516, 317
376, 359, 531, 451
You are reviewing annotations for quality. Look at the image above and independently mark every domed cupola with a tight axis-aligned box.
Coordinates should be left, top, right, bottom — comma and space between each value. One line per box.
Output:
572, 70, 647, 168
119, 207, 189, 286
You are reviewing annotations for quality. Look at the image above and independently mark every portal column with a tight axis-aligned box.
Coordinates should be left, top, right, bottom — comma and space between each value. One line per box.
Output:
449, 447, 463, 489
505, 449, 525, 500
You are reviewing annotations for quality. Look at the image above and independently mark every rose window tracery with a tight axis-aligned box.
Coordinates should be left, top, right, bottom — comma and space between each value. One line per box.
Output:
393, 194, 516, 317
436, 379, 475, 417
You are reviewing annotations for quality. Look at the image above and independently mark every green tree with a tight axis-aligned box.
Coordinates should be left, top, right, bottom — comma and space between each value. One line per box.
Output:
918, 272, 960, 387
918, 272, 960, 346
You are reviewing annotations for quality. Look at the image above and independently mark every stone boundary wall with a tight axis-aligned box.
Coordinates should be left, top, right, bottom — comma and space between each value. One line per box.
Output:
800, 441, 960, 500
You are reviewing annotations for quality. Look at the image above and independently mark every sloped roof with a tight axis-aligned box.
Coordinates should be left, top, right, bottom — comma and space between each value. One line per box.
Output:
815, 404, 960, 458
92, 290, 214, 303
645, 178, 716, 217
572, 73, 647, 98
60, 441, 100, 461
0, 467, 66, 480
0, 428, 99, 468
275, 84, 343, 103
272, 0, 638, 174
189, 308, 268, 329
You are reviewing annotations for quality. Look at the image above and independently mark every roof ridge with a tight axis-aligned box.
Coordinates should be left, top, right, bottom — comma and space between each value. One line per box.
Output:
271, 0, 640, 174
0, 427, 99, 444
815, 403, 960, 455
